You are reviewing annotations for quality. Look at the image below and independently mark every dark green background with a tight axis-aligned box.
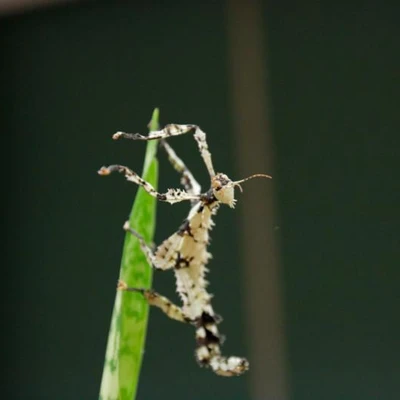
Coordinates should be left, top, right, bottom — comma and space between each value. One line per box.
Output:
2, 1, 398, 399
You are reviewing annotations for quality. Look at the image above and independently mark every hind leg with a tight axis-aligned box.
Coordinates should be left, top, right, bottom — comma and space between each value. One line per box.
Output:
118, 280, 190, 323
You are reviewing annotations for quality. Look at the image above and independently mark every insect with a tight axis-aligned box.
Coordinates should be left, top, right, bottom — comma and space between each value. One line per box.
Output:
98, 124, 271, 376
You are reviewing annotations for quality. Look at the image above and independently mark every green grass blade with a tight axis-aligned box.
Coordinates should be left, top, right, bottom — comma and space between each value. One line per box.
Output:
99, 108, 159, 400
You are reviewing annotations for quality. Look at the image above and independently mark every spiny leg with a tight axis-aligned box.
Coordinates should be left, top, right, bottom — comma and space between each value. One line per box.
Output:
125, 220, 194, 272
122, 221, 158, 269
118, 280, 190, 323
113, 124, 216, 178
123, 221, 176, 271
160, 140, 201, 206
98, 165, 200, 205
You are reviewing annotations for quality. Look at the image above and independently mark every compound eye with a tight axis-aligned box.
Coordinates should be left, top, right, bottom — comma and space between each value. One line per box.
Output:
211, 178, 223, 191
214, 182, 222, 192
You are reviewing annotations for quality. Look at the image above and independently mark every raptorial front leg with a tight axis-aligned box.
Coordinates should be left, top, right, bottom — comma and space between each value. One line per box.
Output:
160, 140, 201, 203
98, 165, 200, 205
113, 124, 216, 178
118, 280, 190, 323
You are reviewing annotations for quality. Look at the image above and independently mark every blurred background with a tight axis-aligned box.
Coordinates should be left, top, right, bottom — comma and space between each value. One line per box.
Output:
2, 1, 399, 399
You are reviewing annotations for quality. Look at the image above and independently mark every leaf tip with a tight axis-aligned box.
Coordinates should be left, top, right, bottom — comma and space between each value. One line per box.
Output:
148, 108, 160, 131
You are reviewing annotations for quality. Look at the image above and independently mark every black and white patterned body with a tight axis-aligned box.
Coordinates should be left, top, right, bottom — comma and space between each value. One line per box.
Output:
100, 123, 271, 376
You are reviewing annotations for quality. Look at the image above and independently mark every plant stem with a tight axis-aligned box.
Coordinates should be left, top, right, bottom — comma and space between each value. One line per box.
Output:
99, 108, 159, 400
